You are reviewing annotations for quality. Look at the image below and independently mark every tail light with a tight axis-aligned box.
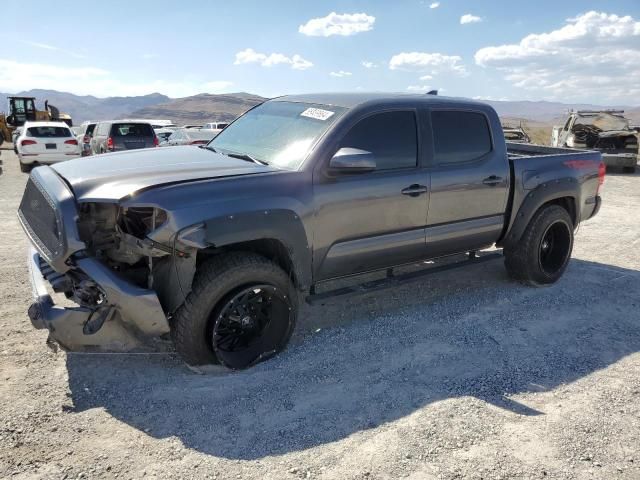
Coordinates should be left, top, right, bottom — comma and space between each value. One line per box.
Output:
107, 137, 114, 151
153, 136, 159, 147
21, 139, 37, 146
64, 139, 78, 145
82, 135, 90, 144
596, 161, 606, 195
190, 140, 208, 145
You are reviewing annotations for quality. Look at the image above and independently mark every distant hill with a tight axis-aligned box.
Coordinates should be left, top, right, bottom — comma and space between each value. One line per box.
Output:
125, 93, 267, 125
0, 89, 170, 124
481, 99, 640, 124
1, 89, 637, 129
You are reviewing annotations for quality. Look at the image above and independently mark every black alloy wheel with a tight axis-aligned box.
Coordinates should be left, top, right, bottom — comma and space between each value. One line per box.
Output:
211, 284, 293, 369
538, 220, 572, 276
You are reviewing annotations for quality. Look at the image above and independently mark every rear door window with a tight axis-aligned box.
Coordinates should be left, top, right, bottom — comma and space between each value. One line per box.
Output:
111, 123, 154, 137
339, 111, 418, 170
26, 126, 72, 138
431, 111, 492, 164
86, 124, 96, 136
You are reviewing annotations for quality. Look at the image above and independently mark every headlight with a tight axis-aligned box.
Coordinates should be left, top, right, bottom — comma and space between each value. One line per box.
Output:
120, 206, 168, 238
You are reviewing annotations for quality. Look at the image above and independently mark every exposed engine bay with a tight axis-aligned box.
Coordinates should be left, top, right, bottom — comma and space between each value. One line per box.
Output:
73, 203, 196, 314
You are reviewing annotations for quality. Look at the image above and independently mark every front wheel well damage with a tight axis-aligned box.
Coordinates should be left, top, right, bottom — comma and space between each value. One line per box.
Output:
195, 238, 302, 290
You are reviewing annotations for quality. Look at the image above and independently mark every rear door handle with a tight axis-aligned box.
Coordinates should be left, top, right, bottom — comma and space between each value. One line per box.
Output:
401, 184, 428, 197
482, 175, 503, 186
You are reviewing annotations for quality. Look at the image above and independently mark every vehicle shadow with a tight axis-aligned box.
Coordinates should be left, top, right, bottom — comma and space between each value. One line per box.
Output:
64, 257, 640, 460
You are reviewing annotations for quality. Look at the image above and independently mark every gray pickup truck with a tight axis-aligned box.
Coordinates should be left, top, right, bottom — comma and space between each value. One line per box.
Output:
18, 93, 604, 369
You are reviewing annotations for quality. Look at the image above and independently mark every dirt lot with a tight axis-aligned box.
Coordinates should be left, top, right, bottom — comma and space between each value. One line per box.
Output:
0, 147, 639, 480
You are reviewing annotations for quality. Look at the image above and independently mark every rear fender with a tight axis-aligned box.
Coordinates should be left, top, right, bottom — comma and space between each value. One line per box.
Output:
499, 178, 580, 249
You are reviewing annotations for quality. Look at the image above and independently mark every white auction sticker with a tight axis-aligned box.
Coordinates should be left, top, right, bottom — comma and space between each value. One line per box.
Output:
300, 108, 335, 121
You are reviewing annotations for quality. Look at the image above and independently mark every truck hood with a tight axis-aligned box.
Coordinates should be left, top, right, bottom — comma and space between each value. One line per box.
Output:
51, 146, 277, 202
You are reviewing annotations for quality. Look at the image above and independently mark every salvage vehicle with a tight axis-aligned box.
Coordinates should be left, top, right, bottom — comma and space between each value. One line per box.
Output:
74, 122, 97, 157
502, 123, 531, 144
552, 110, 638, 173
160, 128, 218, 146
19, 93, 604, 369
90, 120, 158, 154
16, 122, 81, 172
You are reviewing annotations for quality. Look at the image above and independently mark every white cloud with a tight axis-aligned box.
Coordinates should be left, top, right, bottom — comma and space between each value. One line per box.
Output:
407, 85, 433, 92
419, 74, 433, 80
23, 40, 85, 59
460, 14, 482, 25
299, 12, 375, 37
141, 53, 159, 59
330, 70, 352, 77
430, 2, 440, 9
361, 61, 376, 68
0, 58, 233, 98
474, 11, 640, 102
234, 48, 313, 70
389, 52, 467, 76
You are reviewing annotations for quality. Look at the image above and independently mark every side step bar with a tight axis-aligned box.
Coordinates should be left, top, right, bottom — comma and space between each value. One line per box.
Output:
305, 251, 503, 305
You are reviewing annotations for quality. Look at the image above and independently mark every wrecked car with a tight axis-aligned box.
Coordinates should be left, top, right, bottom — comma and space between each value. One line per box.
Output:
552, 110, 638, 173
502, 124, 531, 144
19, 93, 604, 369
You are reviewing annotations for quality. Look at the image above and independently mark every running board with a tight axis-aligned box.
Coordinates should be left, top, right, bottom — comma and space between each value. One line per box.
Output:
305, 251, 503, 305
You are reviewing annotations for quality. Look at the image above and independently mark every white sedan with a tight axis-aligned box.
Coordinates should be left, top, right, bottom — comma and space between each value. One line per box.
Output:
16, 121, 81, 172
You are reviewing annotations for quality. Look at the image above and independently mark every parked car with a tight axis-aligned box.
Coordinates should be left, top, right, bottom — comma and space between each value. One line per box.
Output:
202, 122, 229, 131
16, 121, 81, 172
183, 124, 203, 129
12, 127, 22, 153
90, 121, 158, 154
154, 128, 175, 144
74, 121, 97, 156
502, 124, 531, 144
19, 93, 604, 369
161, 128, 217, 146
552, 110, 638, 173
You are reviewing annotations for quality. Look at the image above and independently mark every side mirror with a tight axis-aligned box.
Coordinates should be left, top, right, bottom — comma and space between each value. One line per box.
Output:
329, 147, 376, 174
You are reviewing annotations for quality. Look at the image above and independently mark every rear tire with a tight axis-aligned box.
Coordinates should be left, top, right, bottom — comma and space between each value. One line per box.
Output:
623, 166, 636, 174
19, 162, 31, 173
171, 252, 298, 369
504, 205, 574, 286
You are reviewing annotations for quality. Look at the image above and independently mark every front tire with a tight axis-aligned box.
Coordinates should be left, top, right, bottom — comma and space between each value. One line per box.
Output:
171, 253, 298, 369
504, 205, 574, 286
623, 166, 636, 174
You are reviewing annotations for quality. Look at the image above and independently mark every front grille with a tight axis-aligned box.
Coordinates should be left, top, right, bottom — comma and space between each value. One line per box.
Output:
19, 177, 64, 260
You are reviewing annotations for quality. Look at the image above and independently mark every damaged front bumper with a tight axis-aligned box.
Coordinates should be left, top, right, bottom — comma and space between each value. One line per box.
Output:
27, 246, 170, 351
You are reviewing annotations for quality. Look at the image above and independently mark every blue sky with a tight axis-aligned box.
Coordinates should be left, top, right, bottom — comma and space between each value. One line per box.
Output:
2, 0, 639, 104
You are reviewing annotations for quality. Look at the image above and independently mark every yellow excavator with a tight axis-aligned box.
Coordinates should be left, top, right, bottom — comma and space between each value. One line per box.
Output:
0, 96, 73, 143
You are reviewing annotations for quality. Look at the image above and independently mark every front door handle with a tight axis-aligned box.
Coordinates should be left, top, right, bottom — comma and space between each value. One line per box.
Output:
401, 184, 428, 197
482, 175, 503, 186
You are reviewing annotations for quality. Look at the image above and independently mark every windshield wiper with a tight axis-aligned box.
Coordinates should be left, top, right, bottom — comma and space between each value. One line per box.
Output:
200, 145, 218, 153
226, 152, 269, 166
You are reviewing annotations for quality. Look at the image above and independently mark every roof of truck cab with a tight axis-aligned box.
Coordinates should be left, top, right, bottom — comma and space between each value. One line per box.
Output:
274, 92, 488, 109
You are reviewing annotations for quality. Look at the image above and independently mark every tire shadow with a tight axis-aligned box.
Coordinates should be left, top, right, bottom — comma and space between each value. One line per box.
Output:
64, 257, 640, 460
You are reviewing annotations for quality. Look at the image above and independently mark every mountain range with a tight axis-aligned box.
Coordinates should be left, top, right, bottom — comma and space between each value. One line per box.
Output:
1, 89, 638, 126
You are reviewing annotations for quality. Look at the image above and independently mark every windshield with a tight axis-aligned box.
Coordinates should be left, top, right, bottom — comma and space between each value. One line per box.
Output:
210, 101, 346, 169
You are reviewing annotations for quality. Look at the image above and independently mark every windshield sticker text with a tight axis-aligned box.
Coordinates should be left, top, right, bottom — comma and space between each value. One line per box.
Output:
300, 108, 335, 121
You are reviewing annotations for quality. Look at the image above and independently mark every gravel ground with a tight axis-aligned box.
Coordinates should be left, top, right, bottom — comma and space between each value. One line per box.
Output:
0, 147, 639, 480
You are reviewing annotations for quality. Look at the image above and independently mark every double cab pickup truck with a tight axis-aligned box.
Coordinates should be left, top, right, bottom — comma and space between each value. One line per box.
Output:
19, 93, 604, 369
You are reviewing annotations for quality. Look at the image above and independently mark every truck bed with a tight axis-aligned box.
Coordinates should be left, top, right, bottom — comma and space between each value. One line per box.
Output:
506, 142, 593, 160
